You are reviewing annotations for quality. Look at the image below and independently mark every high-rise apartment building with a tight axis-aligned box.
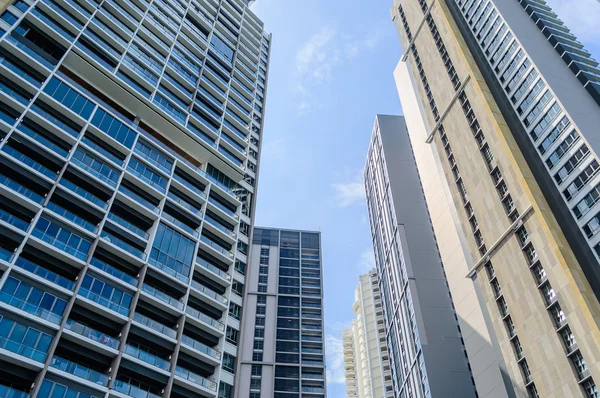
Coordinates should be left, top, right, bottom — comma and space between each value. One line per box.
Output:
236, 227, 326, 398
342, 269, 393, 398
364, 114, 478, 398
391, 0, 600, 396
0, 0, 270, 396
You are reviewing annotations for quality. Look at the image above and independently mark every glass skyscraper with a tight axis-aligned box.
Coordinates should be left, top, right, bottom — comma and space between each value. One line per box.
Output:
236, 227, 326, 398
0, 0, 269, 396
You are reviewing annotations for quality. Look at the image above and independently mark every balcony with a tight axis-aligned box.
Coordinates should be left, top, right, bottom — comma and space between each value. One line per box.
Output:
77, 287, 130, 317
185, 306, 224, 333
14, 257, 75, 291
199, 235, 233, 261
174, 366, 217, 393
0, 334, 48, 363
0, 291, 62, 324
113, 379, 161, 398
49, 356, 109, 387
204, 214, 236, 239
196, 257, 231, 282
181, 334, 221, 361
123, 344, 171, 372
118, 185, 160, 214
141, 283, 184, 310
63, 319, 120, 350
0, 385, 29, 398
190, 279, 228, 308
89, 257, 138, 287
100, 231, 147, 261
132, 312, 177, 340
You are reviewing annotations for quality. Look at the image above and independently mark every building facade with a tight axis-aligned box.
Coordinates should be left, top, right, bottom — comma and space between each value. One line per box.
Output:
342, 270, 393, 398
0, 0, 270, 396
235, 227, 326, 398
391, 0, 600, 396
364, 114, 477, 398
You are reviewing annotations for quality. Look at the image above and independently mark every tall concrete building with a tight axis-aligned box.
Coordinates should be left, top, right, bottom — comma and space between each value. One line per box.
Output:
364, 114, 478, 398
235, 227, 326, 398
0, 0, 270, 396
342, 269, 393, 398
391, 0, 600, 396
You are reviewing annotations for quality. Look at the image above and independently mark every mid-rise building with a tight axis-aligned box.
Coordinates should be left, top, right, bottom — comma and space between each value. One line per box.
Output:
236, 227, 326, 398
391, 0, 600, 396
342, 269, 393, 398
0, 0, 270, 396
364, 114, 478, 398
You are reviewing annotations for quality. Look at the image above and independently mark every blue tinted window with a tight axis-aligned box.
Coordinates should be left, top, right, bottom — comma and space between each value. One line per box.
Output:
91, 109, 137, 148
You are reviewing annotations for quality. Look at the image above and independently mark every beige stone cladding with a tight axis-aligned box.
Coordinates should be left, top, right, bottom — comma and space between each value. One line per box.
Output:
391, 0, 600, 396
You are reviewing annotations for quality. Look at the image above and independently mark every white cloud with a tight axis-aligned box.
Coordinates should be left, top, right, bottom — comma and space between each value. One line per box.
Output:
296, 25, 339, 81
545, 0, 600, 43
358, 248, 376, 274
325, 335, 346, 385
293, 23, 386, 115
331, 170, 366, 208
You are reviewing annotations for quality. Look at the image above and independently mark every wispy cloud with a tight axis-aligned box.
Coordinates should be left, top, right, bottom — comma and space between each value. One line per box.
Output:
296, 25, 339, 81
357, 248, 376, 274
293, 23, 386, 115
331, 169, 366, 208
545, 0, 600, 43
325, 335, 346, 385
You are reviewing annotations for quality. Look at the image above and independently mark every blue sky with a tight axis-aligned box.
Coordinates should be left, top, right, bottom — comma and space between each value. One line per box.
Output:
248, 0, 600, 396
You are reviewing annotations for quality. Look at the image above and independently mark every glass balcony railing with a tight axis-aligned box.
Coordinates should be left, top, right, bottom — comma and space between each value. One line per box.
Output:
148, 256, 190, 283
89, 257, 137, 286
196, 257, 230, 280
2, 146, 58, 180
32, 229, 89, 261
78, 287, 130, 316
124, 344, 171, 371
132, 312, 177, 339
195, 99, 222, 122
220, 132, 245, 153
134, 149, 172, 175
185, 306, 224, 331
174, 366, 217, 391
141, 283, 184, 310
0, 385, 29, 398
225, 107, 249, 127
71, 157, 118, 187
0, 335, 47, 362
127, 165, 166, 193
15, 258, 75, 290
0, 174, 44, 203
181, 334, 221, 359
200, 235, 232, 258
46, 202, 98, 233
162, 213, 199, 238
64, 319, 120, 349
222, 119, 246, 140
198, 86, 223, 109
59, 179, 107, 209
0, 208, 29, 232
81, 137, 124, 167
113, 380, 161, 398
167, 192, 203, 215
17, 126, 68, 158
50, 356, 109, 386
107, 212, 149, 239
207, 197, 237, 218
0, 291, 62, 324
172, 174, 207, 199
5, 35, 55, 70
201, 76, 226, 97
118, 185, 159, 213
190, 280, 228, 304
101, 231, 147, 260
204, 215, 235, 237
